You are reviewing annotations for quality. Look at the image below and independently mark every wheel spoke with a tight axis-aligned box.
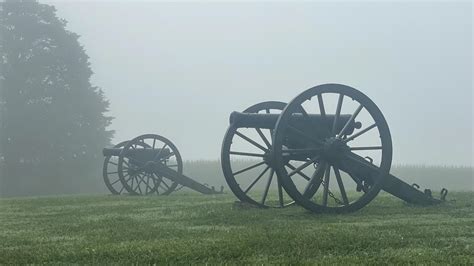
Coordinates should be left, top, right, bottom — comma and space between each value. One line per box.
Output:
145, 175, 152, 193
123, 160, 130, 167
333, 167, 349, 205
285, 163, 311, 181
332, 94, 344, 135
302, 162, 326, 197
338, 104, 363, 136
130, 175, 135, 188
244, 166, 270, 194
235, 131, 268, 152
256, 128, 271, 149
153, 174, 163, 191
299, 107, 310, 119
229, 151, 265, 158
161, 179, 170, 190
288, 157, 319, 177
276, 175, 284, 207
158, 182, 167, 191
107, 171, 118, 175
148, 174, 158, 191
344, 123, 377, 143
136, 175, 144, 194
110, 178, 121, 186
261, 169, 274, 205
233, 161, 266, 176
322, 165, 331, 206
317, 94, 326, 118
350, 146, 382, 151
108, 161, 118, 166
154, 143, 168, 161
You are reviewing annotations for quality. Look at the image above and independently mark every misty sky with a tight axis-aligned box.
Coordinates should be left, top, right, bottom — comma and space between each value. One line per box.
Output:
44, 1, 472, 166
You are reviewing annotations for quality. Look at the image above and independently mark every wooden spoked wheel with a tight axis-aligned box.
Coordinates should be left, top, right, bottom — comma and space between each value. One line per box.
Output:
102, 141, 130, 195
273, 84, 392, 213
117, 134, 182, 195
221, 101, 295, 208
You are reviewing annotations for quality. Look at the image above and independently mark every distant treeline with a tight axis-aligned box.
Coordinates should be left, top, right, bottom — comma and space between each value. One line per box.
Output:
2, 160, 472, 197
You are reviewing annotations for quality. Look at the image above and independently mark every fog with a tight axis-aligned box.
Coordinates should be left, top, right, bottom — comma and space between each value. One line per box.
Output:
33, 1, 469, 165
41, 1, 472, 166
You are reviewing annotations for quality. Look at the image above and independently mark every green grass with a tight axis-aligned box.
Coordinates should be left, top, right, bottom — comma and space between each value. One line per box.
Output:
0, 192, 473, 264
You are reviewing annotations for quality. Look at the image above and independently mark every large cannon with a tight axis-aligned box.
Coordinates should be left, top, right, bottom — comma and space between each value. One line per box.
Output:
221, 83, 447, 213
102, 134, 223, 196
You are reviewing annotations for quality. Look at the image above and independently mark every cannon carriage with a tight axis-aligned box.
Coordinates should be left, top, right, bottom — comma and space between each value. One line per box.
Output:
102, 134, 223, 196
222, 83, 447, 213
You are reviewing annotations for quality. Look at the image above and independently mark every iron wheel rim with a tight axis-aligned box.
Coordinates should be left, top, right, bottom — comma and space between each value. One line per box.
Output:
273, 84, 392, 213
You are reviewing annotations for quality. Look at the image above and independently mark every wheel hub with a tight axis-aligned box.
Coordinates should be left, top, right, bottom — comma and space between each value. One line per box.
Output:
322, 137, 349, 161
263, 151, 274, 167
143, 161, 157, 174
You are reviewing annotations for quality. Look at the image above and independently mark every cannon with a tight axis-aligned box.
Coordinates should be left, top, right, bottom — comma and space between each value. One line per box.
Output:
102, 134, 223, 196
221, 83, 447, 213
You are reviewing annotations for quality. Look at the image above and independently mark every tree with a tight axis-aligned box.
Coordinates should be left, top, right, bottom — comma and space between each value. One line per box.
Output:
0, 0, 114, 196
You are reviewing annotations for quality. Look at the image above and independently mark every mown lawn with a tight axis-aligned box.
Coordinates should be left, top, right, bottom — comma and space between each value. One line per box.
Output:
0, 192, 472, 264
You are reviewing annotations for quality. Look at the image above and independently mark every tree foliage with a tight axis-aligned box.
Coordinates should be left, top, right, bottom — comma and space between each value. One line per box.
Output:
0, 0, 114, 196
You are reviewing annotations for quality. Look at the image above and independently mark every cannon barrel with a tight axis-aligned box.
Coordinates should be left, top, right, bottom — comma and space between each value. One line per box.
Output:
102, 147, 171, 159
229, 112, 361, 135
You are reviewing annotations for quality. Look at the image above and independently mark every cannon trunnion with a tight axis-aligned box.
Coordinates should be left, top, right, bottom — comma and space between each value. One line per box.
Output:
221, 83, 447, 213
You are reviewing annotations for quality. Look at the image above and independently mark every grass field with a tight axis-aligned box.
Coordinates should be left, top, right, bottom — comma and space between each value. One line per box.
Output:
0, 192, 473, 264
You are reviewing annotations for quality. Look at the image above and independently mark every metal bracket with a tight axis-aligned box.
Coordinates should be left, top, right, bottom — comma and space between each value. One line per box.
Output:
364, 156, 373, 164
424, 189, 432, 198
440, 188, 448, 201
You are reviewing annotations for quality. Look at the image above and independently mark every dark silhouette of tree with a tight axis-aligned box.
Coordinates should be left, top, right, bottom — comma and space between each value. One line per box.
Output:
0, 0, 114, 196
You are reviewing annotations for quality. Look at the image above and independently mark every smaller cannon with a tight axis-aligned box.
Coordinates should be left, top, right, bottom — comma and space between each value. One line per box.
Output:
222, 83, 448, 213
102, 134, 223, 196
